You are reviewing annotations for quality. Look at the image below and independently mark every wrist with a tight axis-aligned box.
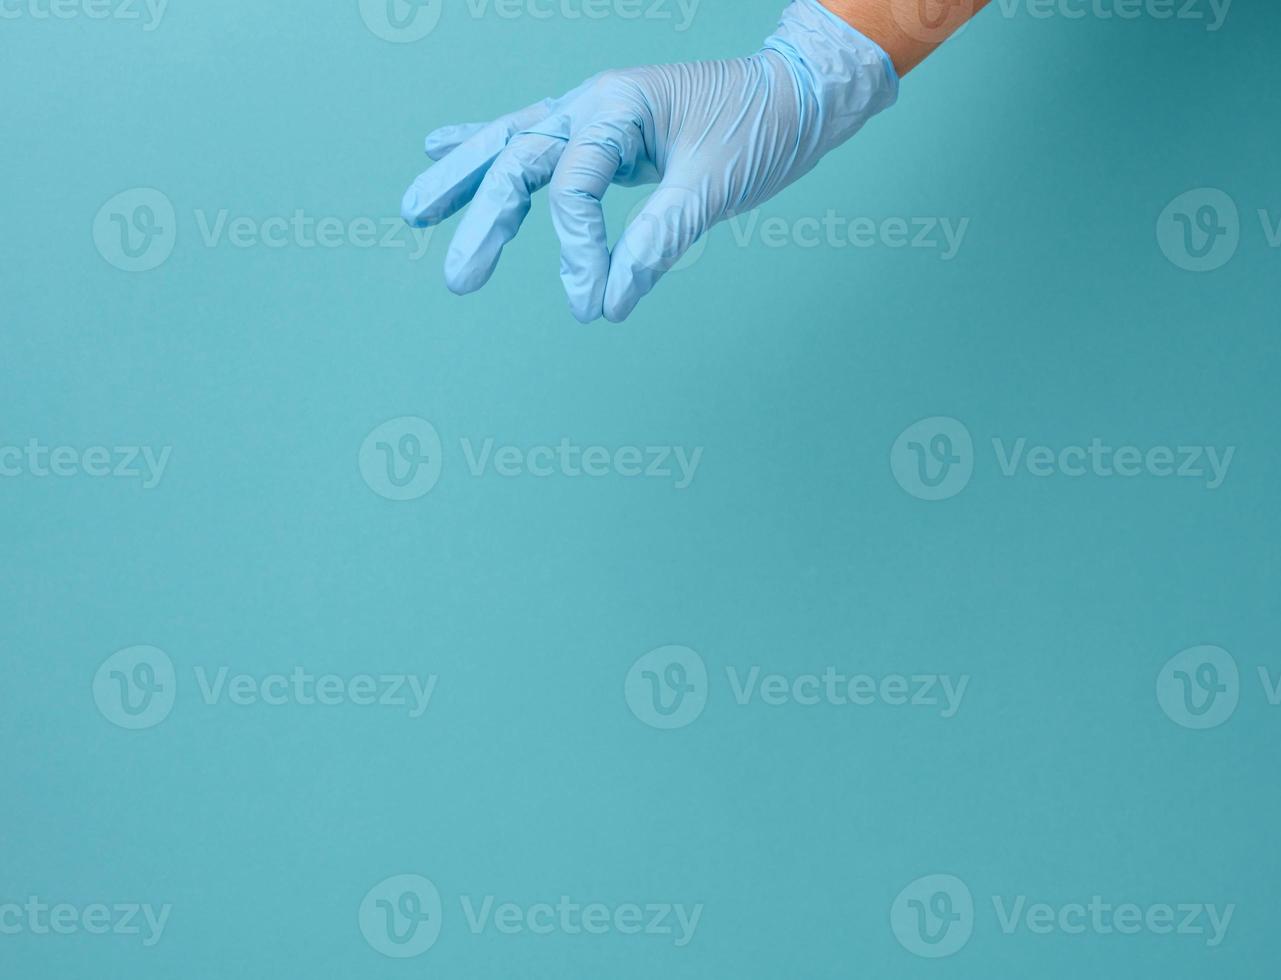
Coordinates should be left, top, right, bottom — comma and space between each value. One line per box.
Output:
817, 0, 982, 75
766, 0, 900, 129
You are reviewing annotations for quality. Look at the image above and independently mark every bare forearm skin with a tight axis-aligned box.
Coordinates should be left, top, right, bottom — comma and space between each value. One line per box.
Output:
818, 0, 992, 75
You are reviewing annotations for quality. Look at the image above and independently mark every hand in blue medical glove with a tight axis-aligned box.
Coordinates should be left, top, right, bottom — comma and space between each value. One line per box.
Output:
401, 0, 900, 323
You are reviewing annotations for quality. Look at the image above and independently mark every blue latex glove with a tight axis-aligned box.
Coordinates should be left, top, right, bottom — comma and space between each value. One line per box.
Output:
401, 0, 898, 323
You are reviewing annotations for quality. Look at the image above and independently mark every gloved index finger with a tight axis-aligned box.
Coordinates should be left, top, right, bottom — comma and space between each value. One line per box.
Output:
549, 122, 636, 323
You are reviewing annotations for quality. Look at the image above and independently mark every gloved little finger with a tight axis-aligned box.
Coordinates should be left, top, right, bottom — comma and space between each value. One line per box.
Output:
424, 122, 490, 161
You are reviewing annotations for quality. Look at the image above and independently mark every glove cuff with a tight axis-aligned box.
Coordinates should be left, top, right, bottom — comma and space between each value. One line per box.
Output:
764, 0, 900, 143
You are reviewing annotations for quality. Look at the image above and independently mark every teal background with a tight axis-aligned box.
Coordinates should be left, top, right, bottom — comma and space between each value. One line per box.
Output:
2, 0, 1279, 977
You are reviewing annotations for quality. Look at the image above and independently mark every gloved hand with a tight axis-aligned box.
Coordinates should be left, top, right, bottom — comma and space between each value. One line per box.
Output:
401, 0, 899, 323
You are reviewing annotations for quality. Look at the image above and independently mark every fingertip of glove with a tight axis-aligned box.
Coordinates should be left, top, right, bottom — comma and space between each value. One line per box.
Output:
401, 187, 427, 227
602, 266, 641, 323
559, 270, 606, 325
601, 296, 636, 324
568, 304, 601, 325
444, 264, 483, 296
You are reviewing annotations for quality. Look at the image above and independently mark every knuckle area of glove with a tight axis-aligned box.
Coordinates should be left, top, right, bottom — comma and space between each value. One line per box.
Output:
481, 162, 538, 203
547, 132, 632, 199
579, 116, 645, 162
586, 71, 651, 119
548, 168, 608, 205
590, 69, 642, 96
511, 135, 563, 169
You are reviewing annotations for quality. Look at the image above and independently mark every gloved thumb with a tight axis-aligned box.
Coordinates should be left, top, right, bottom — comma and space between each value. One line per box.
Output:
604, 176, 720, 323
